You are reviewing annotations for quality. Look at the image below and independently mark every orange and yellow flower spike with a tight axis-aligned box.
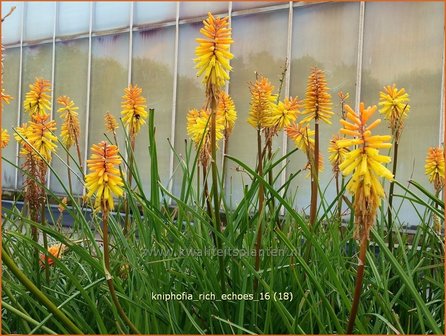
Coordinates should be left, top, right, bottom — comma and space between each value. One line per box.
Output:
301, 67, 333, 125
85, 141, 124, 210
266, 97, 301, 130
39, 243, 66, 268
338, 103, 393, 239
57, 96, 80, 149
328, 134, 349, 174
425, 146, 445, 192
195, 12, 233, 88
187, 108, 225, 147
216, 91, 237, 137
121, 84, 148, 135
23, 78, 51, 118
378, 84, 410, 138
25, 113, 58, 162
1, 128, 10, 149
247, 76, 277, 129
104, 112, 119, 133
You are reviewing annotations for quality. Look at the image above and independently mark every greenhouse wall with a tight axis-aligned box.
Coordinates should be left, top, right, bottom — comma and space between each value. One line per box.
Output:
2, 1, 444, 227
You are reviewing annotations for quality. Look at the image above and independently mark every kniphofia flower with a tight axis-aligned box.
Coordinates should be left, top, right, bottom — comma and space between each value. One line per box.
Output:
187, 108, 224, 166
338, 103, 393, 239
301, 67, 333, 125
194, 12, 233, 88
286, 122, 314, 153
187, 108, 225, 147
57, 96, 80, 149
40, 243, 66, 268
1, 89, 12, 105
247, 76, 277, 129
26, 113, 58, 162
121, 84, 148, 135
23, 78, 51, 118
378, 84, 410, 138
1, 128, 10, 148
104, 112, 119, 133
85, 141, 124, 210
424, 147, 445, 192
217, 91, 237, 137
266, 97, 301, 130
328, 134, 349, 174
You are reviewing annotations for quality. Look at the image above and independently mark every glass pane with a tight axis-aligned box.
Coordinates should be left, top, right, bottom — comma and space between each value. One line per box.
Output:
2, 47, 20, 189
180, 1, 228, 20
89, 33, 129, 155
1, 2, 22, 45
132, 27, 176, 193
24, 2, 55, 41
134, 2, 177, 25
227, 9, 289, 206
232, 1, 282, 11
173, 22, 206, 196
58, 2, 90, 36
94, 2, 130, 32
361, 1, 444, 226
50, 39, 89, 195
18, 43, 53, 187
287, 2, 360, 214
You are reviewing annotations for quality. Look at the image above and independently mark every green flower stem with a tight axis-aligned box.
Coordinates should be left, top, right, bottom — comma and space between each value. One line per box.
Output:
309, 121, 319, 227
254, 127, 265, 291
2, 246, 83, 334
387, 140, 399, 252
209, 86, 226, 293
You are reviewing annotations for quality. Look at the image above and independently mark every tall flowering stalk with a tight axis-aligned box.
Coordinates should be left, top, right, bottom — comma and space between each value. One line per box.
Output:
85, 141, 139, 333
216, 91, 237, 183
121, 84, 148, 234
301, 67, 333, 226
194, 12, 233, 292
104, 111, 119, 145
17, 78, 57, 284
337, 103, 393, 333
57, 96, 82, 194
247, 75, 279, 289
328, 133, 349, 219
424, 146, 445, 233
379, 84, 410, 249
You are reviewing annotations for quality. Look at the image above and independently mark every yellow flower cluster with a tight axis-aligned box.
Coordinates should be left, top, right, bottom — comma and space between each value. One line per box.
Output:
104, 112, 119, 133
121, 84, 148, 135
247, 76, 278, 129
266, 97, 301, 130
1, 128, 10, 149
57, 96, 80, 149
378, 84, 410, 137
195, 12, 233, 88
26, 114, 58, 162
328, 134, 349, 174
23, 78, 51, 117
85, 141, 124, 210
286, 122, 323, 174
217, 91, 237, 137
301, 67, 333, 125
424, 146, 445, 192
16, 79, 57, 162
337, 103, 393, 239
